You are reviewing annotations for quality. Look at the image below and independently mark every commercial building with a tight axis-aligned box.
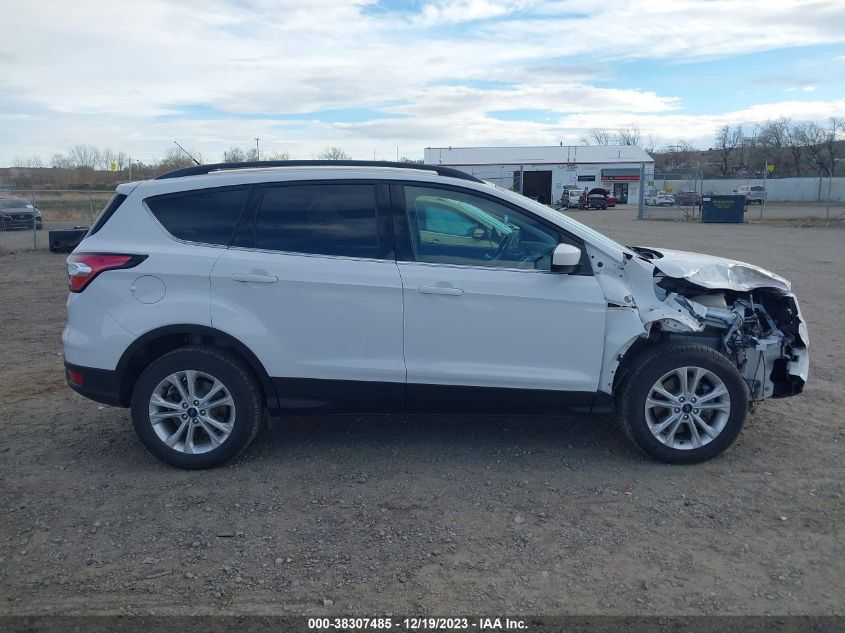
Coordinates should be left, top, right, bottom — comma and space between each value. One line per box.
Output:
423, 145, 655, 205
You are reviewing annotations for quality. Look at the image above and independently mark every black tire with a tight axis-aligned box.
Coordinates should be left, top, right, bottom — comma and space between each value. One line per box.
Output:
616, 344, 749, 464
130, 346, 263, 469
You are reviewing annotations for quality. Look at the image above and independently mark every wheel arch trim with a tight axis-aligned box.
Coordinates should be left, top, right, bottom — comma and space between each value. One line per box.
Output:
115, 324, 279, 409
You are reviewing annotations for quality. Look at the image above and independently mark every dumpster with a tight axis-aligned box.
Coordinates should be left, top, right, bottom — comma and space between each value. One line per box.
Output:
700, 195, 745, 223
49, 227, 89, 253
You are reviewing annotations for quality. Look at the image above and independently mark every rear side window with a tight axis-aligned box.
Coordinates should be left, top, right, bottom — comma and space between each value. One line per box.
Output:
87, 193, 127, 237
147, 188, 250, 246
254, 184, 379, 258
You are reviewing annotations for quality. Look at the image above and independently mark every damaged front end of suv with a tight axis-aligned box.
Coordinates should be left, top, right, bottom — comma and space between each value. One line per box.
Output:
595, 246, 809, 404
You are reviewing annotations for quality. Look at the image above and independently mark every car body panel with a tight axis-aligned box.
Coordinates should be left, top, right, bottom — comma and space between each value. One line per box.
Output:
62, 165, 808, 414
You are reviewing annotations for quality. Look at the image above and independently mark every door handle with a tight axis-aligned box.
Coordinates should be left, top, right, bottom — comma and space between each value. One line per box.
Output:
418, 285, 463, 296
231, 273, 278, 284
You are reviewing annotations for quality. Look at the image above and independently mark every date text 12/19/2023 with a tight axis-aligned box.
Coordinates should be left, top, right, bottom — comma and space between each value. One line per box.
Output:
307, 617, 528, 630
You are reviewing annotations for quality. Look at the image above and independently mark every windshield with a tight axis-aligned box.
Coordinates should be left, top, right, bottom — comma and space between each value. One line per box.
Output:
1, 198, 28, 209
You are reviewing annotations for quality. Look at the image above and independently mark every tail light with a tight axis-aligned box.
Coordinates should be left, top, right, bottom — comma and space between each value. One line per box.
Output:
67, 253, 147, 293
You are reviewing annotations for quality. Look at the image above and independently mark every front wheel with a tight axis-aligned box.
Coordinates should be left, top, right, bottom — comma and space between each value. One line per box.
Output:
616, 344, 749, 464
130, 347, 263, 469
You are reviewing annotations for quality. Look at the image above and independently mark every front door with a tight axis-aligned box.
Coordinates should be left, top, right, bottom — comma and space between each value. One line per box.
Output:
210, 181, 405, 412
394, 184, 607, 414
613, 182, 628, 203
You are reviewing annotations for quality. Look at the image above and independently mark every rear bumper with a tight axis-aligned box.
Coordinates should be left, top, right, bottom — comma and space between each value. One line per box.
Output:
65, 361, 125, 407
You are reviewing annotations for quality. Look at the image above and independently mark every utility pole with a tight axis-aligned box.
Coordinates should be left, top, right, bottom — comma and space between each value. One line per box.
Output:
255, 138, 260, 162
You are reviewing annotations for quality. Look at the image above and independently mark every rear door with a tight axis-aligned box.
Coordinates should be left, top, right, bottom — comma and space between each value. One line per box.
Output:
210, 181, 405, 412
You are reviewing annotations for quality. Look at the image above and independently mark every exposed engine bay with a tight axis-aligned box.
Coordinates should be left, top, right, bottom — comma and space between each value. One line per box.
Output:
655, 279, 807, 399
591, 245, 809, 403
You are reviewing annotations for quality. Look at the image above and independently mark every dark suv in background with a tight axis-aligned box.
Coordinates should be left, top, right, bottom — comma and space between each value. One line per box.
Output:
0, 196, 43, 230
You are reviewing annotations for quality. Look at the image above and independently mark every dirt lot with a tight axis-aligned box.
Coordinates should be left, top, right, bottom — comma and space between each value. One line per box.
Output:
1, 207, 843, 617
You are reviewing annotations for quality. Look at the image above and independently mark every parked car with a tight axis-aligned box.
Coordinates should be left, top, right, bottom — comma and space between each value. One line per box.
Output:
579, 187, 608, 210
563, 188, 583, 209
674, 191, 702, 206
63, 160, 808, 469
0, 196, 42, 230
644, 191, 675, 206
734, 185, 766, 204
605, 190, 617, 207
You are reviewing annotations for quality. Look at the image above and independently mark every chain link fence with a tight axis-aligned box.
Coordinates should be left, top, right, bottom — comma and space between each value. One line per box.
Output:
639, 171, 703, 221
0, 189, 113, 252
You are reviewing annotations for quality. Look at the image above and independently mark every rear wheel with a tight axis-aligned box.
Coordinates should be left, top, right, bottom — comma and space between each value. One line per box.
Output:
130, 347, 262, 469
617, 344, 749, 464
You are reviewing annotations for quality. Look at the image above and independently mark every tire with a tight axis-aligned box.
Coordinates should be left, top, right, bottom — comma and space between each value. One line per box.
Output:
130, 346, 263, 469
616, 343, 749, 464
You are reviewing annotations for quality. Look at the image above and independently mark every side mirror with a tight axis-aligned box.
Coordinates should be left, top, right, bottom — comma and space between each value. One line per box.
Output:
551, 243, 582, 274
472, 227, 486, 240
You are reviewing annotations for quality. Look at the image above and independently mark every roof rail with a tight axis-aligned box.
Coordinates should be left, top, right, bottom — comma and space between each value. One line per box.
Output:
155, 160, 484, 183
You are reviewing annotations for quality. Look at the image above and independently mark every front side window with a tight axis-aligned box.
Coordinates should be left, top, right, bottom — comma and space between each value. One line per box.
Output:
147, 188, 249, 246
405, 186, 561, 270
255, 184, 379, 258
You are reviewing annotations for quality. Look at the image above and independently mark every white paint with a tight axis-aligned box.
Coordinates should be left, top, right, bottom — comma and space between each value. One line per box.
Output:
398, 261, 607, 391
62, 165, 809, 406
210, 249, 405, 384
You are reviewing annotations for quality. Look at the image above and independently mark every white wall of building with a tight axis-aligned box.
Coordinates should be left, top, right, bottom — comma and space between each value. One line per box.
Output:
657, 177, 845, 202
451, 162, 655, 204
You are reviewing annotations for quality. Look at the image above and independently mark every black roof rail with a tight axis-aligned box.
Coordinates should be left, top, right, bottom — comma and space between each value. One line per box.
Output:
155, 160, 484, 183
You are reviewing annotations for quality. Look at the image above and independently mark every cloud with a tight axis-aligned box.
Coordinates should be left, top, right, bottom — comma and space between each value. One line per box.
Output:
414, 0, 535, 26
0, 0, 844, 163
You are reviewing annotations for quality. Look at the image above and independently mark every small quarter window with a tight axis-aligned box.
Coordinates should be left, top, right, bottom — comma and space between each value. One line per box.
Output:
147, 188, 250, 246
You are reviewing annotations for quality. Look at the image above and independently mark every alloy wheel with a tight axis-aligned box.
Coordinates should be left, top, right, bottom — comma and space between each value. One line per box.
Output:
644, 366, 731, 450
148, 370, 236, 454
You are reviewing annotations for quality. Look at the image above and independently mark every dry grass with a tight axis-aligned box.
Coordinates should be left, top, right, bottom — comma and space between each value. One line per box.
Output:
9, 191, 113, 223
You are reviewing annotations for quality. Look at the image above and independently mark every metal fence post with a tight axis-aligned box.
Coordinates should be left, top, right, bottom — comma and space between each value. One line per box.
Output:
89, 192, 94, 224
637, 162, 645, 219
32, 191, 37, 250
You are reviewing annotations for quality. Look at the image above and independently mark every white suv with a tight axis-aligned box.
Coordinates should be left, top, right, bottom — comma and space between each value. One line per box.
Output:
63, 161, 809, 469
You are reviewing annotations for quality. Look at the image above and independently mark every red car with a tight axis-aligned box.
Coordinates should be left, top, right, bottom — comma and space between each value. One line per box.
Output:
579, 187, 609, 210
605, 189, 617, 207
674, 191, 702, 205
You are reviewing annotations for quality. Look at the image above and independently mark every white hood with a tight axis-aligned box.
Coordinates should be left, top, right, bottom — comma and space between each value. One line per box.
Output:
642, 247, 791, 294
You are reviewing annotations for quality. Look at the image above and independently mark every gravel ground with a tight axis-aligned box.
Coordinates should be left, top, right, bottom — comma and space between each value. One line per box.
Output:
1, 208, 843, 617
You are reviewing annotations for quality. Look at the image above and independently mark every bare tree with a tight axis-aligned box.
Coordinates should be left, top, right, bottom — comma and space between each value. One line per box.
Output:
50, 153, 73, 169
615, 123, 642, 147
822, 117, 843, 176
223, 146, 246, 163
755, 117, 790, 175
11, 155, 44, 168
641, 133, 661, 155
99, 148, 130, 171
714, 125, 743, 177
785, 122, 808, 177
580, 128, 613, 145
262, 150, 290, 161
159, 147, 200, 169
66, 144, 101, 169
661, 140, 698, 172
799, 122, 831, 176
222, 146, 260, 163
317, 147, 352, 160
